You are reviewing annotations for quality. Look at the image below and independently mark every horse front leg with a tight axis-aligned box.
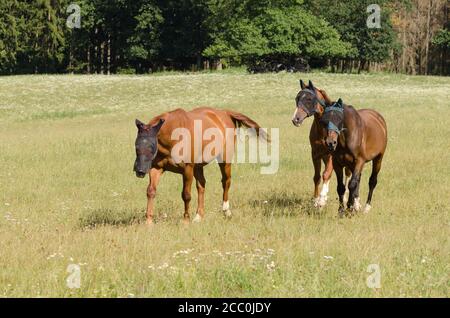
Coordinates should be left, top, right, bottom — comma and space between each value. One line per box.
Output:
312, 154, 322, 207
334, 164, 346, 217
343, 167, 352, 205
146, 168, 164, 225
348, 159, 365, 212
317, 155, 333, 208
181, 165, 194, 224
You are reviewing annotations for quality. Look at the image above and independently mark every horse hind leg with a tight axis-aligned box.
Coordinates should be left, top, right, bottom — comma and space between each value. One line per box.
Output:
365, 155, 383, 213
347, 159, 365, 213
219, 163, 232, 218
193, 166, 206, 223
181, 165, 194, 224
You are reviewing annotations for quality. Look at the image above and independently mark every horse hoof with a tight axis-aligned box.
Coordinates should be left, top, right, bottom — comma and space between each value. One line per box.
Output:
146, 220, 154, 227
363, 204, 372, 214
317, 196, 327, 208
352, 197, 362, 212
223, 210, 232, 218
313, 197, 320, 207
193, 214, 203, 223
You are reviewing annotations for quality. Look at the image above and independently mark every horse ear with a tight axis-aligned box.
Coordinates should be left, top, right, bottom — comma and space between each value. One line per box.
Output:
150, 119, 165, 135
135, 119, 145, 129
308, 80, 315, 91
337, 98, 343, 107
300, 79, 306, 89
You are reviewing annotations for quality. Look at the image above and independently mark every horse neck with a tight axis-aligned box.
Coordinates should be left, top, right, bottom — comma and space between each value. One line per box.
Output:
317, 89, 332, 106
311, 111, 326, 140
313, 89, 332, 119
341, 105, 364, 149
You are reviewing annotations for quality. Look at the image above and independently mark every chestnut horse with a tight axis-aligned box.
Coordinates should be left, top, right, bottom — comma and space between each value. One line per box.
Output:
133, 107, 268, 225
291, 80, 350, 207
320, 99, 387, 216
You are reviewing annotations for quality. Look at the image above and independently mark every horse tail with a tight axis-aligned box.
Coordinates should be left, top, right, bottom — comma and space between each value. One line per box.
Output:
226, 110, 270, 143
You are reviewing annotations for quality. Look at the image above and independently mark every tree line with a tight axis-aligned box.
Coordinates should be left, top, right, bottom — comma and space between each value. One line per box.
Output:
0, 0, 448, 75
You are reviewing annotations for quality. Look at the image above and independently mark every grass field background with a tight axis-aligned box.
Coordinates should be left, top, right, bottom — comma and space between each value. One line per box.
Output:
0, 72, 449, 297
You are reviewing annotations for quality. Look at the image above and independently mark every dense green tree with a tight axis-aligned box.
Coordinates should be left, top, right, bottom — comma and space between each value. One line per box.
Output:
127, 2, 163, 72
1, 0, 66, 74
0, 0, 446, 75
303, 0, 398, 71
432, 29, 450, 49
155, 0, 210, 69
204, 0, 351, 64
0, 0, 20, 74
17, 0, 66, 73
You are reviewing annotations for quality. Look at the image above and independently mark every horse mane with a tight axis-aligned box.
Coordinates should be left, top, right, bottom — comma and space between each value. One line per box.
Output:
317, 89, 333, 106
148, 109, 183, 127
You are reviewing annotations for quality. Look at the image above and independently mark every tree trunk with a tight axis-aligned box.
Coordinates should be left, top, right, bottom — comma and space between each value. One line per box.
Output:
94, 28, 98, 74
87, 45, 91, 74
358, 60, 365, 73
424, 0, 432, 75
107, 34, 111, 75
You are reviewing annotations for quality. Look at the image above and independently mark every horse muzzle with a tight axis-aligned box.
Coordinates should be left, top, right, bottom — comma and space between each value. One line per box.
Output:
135, 171, 146, 178
292, 117, 304, 127
326, 140, 337, 152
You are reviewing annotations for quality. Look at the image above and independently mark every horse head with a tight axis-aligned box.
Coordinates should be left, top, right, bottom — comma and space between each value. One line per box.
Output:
320, 98, 345, 152
292, 80, 329, 126
133, 118, 165, 178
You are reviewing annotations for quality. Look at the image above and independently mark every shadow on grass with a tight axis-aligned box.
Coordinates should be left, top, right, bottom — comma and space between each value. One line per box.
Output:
79, 208, 146, 229
249, 191, 326, 218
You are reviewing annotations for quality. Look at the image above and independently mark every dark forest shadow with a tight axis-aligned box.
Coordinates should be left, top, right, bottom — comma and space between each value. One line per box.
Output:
249, 191, 327, 218
78, 208, 146, 229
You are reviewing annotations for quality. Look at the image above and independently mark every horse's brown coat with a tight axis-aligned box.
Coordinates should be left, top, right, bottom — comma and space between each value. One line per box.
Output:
139, 107, 268, 224
325, 104, 388, 215
292, 81, 340, 205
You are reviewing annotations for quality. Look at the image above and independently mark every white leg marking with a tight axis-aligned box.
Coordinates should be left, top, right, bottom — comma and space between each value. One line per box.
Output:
317, 180, 330, 207
343, 175, 350, 204
353, 197, 362, 212
363, 204, 372, 214
193, 214, 202, 223
222, 201, 231, 217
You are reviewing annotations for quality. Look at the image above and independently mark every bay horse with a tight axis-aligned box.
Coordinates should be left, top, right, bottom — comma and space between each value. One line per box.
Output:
133, 107, 268, 225
291, 80, 350, 208
319, 99, 387, 216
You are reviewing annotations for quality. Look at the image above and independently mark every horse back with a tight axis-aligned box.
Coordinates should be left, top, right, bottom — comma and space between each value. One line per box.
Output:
150, 107, 235, 166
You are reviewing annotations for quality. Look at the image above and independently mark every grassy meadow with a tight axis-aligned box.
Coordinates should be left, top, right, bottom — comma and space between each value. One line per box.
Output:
0, 72, 449, 297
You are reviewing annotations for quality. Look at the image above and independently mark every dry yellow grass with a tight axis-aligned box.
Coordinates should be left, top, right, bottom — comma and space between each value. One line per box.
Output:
0, 72, 449, 297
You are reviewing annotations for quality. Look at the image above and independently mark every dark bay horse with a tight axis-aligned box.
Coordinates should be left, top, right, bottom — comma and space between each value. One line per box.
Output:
320, 99, 387, 216
292, 80, 349, 208
134, 107, 268, 225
